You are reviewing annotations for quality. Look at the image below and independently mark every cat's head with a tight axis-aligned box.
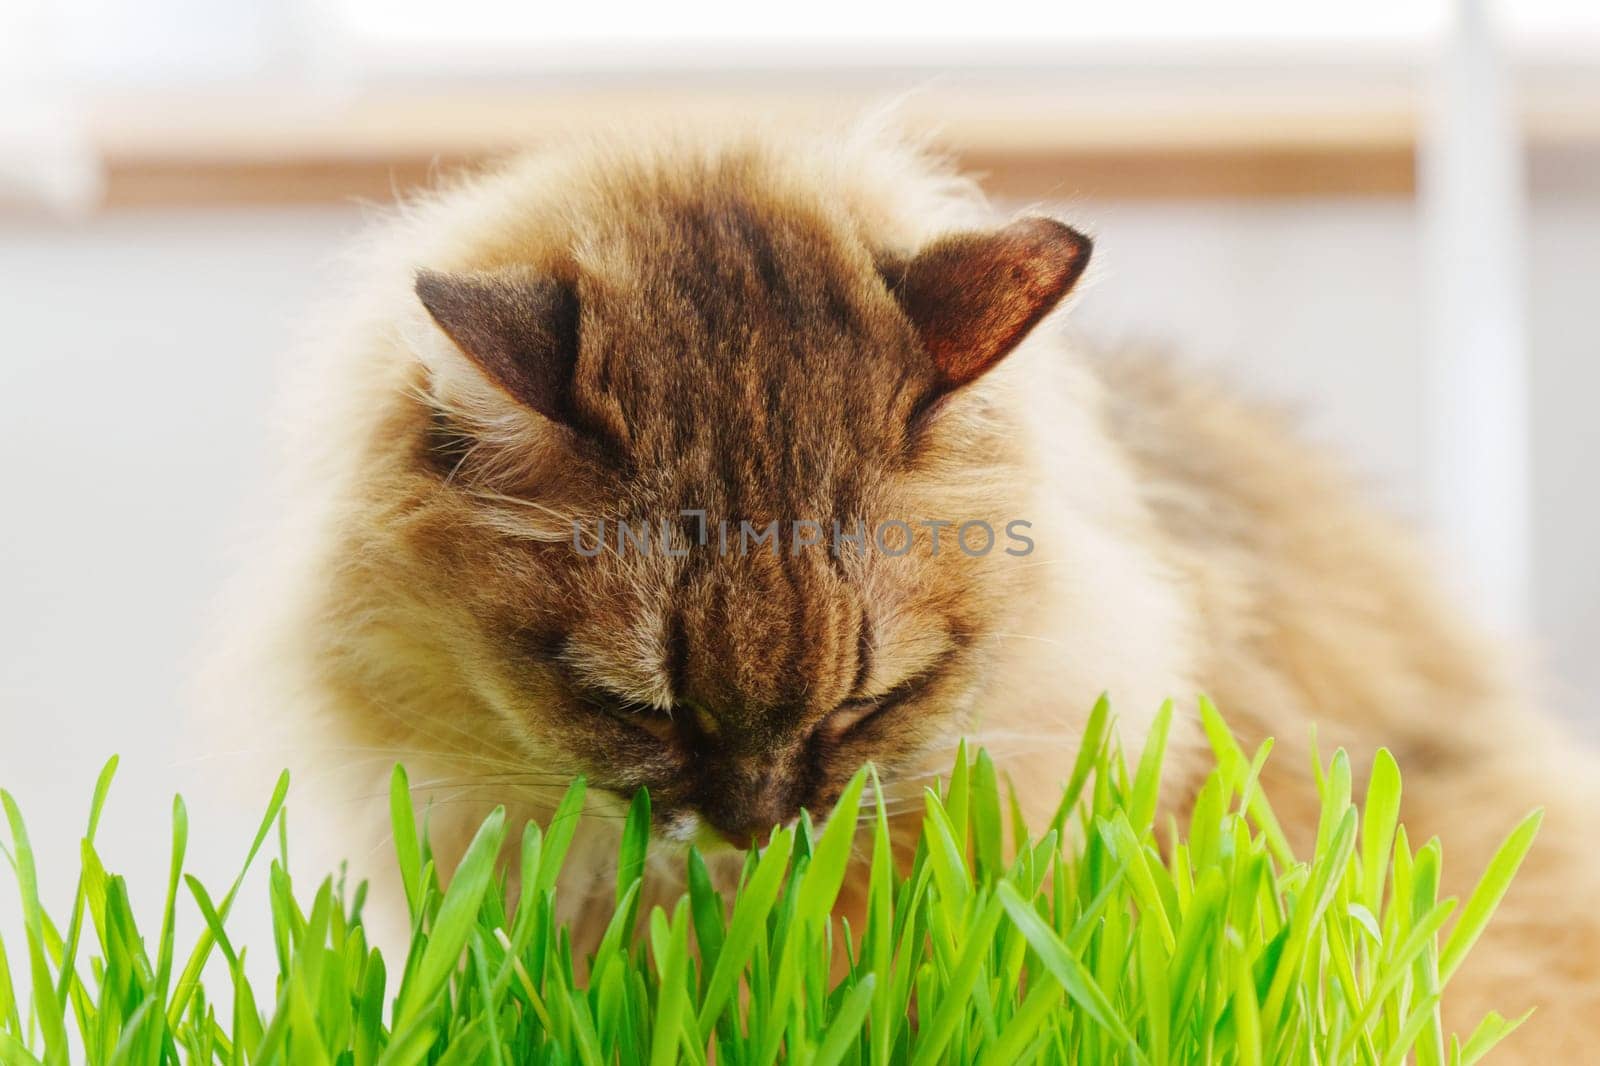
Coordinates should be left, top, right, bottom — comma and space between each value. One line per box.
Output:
385, 147, 1090, 848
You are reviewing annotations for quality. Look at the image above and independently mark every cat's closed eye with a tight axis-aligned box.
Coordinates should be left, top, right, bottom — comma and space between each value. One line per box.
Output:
573, 686, 677, 736
818, 667, 941, 740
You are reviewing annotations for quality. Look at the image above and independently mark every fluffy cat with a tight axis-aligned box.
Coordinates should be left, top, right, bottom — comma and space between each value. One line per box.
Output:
227, 120, 1599, 1056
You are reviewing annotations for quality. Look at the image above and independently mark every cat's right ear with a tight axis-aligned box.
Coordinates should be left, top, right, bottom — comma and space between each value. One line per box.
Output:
883, 217, 1092, 393
414, 268, 581, 430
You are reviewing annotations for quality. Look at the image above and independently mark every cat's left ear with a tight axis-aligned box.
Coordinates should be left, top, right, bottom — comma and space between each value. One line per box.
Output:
885, 216, 1092, 391
414, 267, 582, 430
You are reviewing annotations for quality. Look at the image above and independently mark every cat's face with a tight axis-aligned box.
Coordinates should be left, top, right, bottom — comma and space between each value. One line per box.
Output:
400, 175, 1089, 849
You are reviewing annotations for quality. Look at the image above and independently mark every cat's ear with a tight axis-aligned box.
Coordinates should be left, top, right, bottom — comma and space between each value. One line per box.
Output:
414, 267, 581, 429
886, 217, 1092, 390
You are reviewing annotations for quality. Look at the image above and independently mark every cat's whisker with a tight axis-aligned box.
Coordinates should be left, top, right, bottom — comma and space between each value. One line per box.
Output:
350, 700, 546, 771
336, 785, 631, 822
467, 490, 578, 523
400, 776, 585, 796
301, 745, 545, 770
984, 631, 1073, 650
309, 748, 567, 781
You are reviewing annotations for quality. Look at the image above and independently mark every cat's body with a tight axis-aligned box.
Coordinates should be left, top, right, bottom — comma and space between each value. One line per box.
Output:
229, 121, 1599, 1056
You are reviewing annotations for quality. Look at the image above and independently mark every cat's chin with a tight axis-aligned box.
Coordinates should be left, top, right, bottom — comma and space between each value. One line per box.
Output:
651, 809, 804, 856
649, 807, 720, 851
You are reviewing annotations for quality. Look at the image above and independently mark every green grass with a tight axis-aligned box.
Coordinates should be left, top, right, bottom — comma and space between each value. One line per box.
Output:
0, 696, 1540, 1065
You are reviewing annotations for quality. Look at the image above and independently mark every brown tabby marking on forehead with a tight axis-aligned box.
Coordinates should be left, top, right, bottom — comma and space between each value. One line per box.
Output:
569, 196, 932, 501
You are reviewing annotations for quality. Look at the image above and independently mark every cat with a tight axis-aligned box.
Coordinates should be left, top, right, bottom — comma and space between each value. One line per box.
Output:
224, 119, 1600, 1056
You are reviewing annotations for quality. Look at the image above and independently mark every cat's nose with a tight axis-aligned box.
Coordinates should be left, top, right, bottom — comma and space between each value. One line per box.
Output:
700, 769, 798, 850
706, 801, 796, 850
710, 819, 785, 851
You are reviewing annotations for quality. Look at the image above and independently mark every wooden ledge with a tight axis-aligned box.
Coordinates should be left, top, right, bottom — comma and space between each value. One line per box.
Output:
73, 84, 1598, 208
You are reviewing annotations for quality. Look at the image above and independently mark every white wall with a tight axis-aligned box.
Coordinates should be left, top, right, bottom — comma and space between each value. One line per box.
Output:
1, 195, 1596, 975
1526, 201, 1600, 721
0, 208, 366, 975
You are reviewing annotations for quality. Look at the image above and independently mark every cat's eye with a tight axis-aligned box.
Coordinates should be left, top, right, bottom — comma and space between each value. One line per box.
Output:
577, 688, 678, 735
678, 700, 721, 737
820, 698, 887, 738
613, 699, 671, 719
820, 668, 939, 739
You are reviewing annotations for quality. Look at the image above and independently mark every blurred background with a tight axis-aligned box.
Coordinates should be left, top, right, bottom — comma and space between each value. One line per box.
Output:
1, 0, 1597, 982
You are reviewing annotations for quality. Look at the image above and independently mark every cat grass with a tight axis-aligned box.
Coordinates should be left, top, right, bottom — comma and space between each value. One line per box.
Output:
0, 697, 1540, 1065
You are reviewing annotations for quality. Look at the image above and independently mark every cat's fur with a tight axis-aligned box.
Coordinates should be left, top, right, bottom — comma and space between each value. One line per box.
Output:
229, 119, 1599, 1056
